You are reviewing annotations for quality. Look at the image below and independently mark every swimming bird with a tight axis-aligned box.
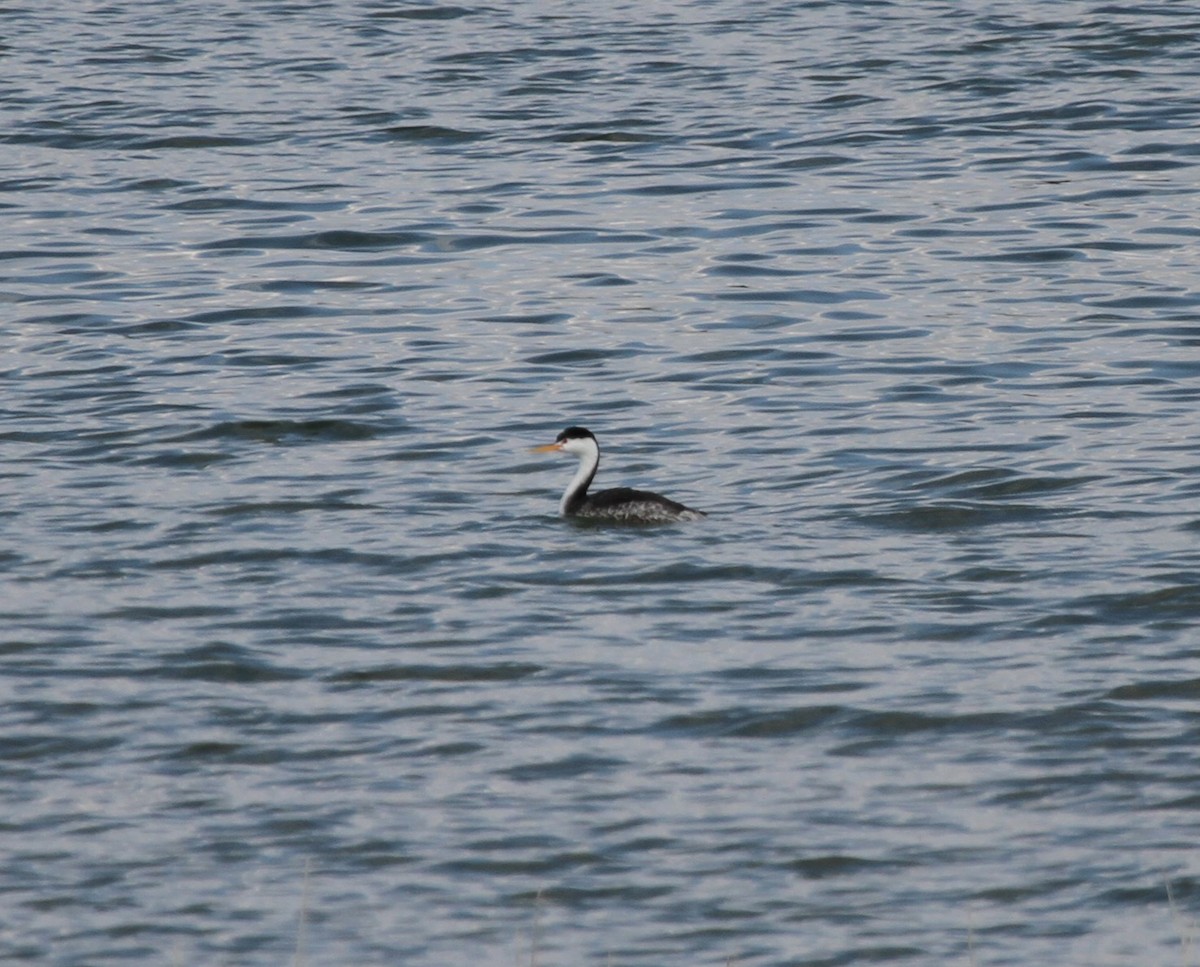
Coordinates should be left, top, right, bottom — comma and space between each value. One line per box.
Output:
533, 426, 705, 523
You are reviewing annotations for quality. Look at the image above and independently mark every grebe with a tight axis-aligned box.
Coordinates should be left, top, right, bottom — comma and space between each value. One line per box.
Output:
533, 426, 705, 523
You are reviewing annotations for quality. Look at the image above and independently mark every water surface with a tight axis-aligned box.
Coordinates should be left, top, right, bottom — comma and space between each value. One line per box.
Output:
3, 2, 1200, 965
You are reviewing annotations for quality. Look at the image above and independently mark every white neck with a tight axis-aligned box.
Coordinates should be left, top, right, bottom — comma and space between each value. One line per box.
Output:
560, 437, 599, 515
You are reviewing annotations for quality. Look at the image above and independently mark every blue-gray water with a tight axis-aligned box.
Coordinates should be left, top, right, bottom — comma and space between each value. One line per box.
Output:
3, 2, 1200, 965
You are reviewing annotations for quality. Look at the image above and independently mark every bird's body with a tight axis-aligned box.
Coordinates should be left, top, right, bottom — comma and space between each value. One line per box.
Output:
533, 426, 705, 523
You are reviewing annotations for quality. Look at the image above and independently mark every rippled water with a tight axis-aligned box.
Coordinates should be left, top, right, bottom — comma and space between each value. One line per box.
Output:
4, 2, 1200, 965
